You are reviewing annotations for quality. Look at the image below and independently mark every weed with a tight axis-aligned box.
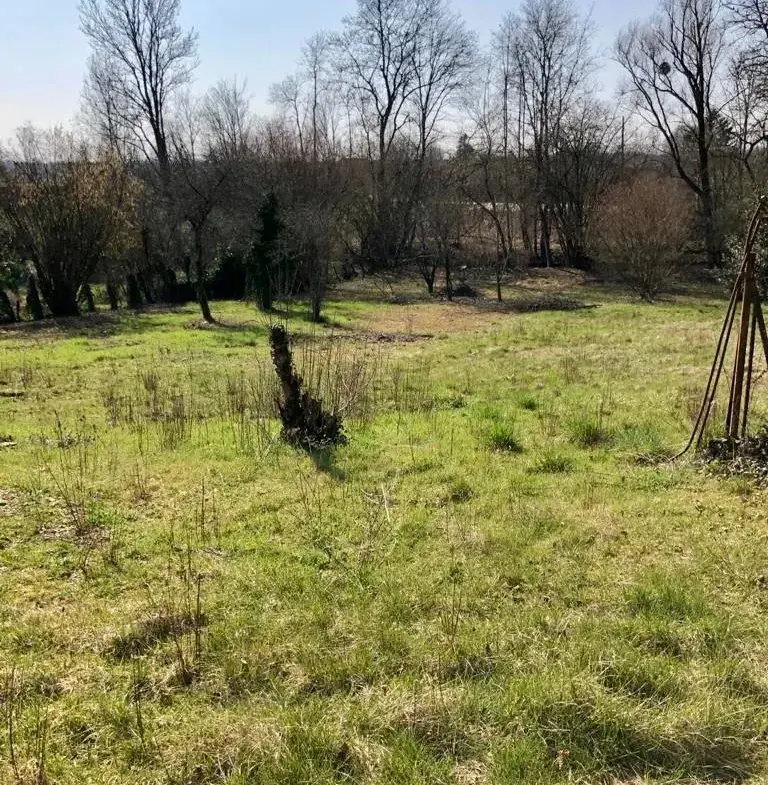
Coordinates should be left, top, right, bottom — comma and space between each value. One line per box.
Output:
536, 400, 560, 436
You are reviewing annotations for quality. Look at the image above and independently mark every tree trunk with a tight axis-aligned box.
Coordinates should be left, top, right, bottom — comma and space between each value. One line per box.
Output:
126, 275, 143, 309
699, 186, 721, 267
311, 296, 323, 324
445, 254, 453, 301
106, 279, 120, 310
194, 228, 214, 323
539, 206, 552, 268
38, 277, 79, 318
26, 275, 44, 320
0, 290, 16, 324
138, 273, 155, 304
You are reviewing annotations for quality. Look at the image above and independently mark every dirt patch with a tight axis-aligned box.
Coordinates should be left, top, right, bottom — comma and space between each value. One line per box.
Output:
470, 294, 594, 313
360, 302, 505, 335
0, 488, 21, 517
355, 295, 593, 336
330, 331, 434, 343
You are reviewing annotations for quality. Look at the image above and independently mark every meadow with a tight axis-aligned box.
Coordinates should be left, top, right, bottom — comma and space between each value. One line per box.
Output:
1, 272, 768, 784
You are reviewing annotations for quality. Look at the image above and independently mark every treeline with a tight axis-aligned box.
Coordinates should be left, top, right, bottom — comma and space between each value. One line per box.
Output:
2, 0, 768, 322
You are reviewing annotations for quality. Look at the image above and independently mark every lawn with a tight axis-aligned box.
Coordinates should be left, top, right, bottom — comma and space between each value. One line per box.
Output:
1, 274, 767, 784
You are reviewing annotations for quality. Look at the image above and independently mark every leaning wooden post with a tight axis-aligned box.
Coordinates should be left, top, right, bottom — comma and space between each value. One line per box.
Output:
727, 253, 755, 439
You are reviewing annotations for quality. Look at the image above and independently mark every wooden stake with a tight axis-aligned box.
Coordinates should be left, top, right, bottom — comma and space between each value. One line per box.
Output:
726, 254, 754, 439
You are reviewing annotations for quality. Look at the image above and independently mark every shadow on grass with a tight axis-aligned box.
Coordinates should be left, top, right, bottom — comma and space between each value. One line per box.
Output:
0, 304, 273, 345
309, 445, 347, 481
537, 694, 758, 782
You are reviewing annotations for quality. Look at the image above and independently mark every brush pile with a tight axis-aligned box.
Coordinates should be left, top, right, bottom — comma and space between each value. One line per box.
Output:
705, 424, 768, 483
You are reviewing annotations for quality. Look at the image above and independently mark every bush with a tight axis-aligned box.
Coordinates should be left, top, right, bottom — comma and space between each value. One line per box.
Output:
723, 203, 768, 296
595, 175, 694, 301
209, 247, 248, 300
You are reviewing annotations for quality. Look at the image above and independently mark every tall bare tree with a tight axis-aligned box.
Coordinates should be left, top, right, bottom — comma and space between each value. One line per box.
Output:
170, 81, 252, 323
548, 100, 623, 266
337, 0, 474, 271
616, 0, 727, 266
508, 0, 594, 266
80, 0, 198, 181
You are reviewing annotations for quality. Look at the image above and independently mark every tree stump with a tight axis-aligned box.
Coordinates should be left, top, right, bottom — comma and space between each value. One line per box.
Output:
269, 325, 346, 450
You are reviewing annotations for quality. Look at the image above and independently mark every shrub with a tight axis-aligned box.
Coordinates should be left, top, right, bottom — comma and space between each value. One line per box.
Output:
448, 479, 475, 503
209, 247, 248, 300
594, 175, 694, 301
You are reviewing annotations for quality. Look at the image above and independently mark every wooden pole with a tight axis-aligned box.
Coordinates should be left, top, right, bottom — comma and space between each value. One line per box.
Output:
742, 304, 758, 437
726, 253, 754, 439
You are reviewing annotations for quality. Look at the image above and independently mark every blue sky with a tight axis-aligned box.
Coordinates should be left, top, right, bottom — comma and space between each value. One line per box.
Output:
0, 0, 653, 141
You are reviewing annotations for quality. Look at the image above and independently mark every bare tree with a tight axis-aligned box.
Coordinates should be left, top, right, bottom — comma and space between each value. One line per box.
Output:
723, 0, 768, 182
509, 0, 594, 266
417, 152, 470, 298
269, 75, 307, 158
726, 0, 768, 39
615, 0, 727, 267
462, 67, 519, 273
203, 78, 253, 158
170, 81, 251, 322
548, 100, 623, 267
411, 1, 476, 162
725, 53, 768, 182
337, 0, 475, 271
302, 32, 335, 162
271, 33, 344, 163
80, 0, 199, 181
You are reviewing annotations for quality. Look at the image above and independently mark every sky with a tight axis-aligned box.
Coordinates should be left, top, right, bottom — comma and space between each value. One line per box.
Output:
0, 0, 654, 142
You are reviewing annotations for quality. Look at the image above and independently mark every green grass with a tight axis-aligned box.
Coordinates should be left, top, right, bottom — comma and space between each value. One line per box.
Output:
1, 278, 768, 784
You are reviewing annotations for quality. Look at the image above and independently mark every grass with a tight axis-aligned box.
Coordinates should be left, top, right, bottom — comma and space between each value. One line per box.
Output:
1, 275, 768, 783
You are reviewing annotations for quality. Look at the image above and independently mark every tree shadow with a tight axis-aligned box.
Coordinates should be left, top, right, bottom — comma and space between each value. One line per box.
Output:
538, 694, 759, 783
0, 306, 186, 342
0, 305, 273, 345
308, 446, 347, 481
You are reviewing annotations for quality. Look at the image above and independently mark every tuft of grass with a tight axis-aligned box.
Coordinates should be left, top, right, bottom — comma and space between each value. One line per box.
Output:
568, 410, 613, 448
447, 479, 475, 503
626, 572, 708, 622
530, 453, 574, 474
518, 393, 539, 411
484, 421, 523, 453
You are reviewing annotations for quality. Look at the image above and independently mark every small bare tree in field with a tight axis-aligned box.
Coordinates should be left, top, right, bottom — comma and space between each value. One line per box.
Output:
595, 175, 694, 301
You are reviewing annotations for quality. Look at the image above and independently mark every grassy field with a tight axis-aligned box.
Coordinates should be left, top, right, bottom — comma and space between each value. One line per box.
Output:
1, 273, 768, 784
